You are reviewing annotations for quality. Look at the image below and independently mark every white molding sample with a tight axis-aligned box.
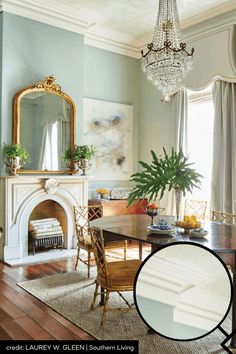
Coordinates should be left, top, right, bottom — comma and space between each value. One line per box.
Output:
136, 244, 231, 335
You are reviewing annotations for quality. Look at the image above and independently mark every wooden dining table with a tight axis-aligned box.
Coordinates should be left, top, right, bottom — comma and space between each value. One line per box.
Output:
91, 214, 236, 347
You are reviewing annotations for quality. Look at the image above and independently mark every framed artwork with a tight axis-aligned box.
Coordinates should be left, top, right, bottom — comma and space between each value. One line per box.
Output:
83, 98, 133, 180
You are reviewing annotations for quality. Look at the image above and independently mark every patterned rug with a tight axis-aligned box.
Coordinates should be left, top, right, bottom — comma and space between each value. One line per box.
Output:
18, 261, 231, 354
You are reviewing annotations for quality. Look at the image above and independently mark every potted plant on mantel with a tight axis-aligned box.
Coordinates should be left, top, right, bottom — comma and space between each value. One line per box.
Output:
63, 144, 95, 176
128, 147, 202, 220
2, 143, 30, 176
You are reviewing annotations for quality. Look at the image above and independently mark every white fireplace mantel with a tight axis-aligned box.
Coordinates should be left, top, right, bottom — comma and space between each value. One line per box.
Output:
0, 175, 89, 261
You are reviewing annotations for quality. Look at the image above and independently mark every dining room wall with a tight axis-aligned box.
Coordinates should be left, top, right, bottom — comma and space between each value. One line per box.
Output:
1, 10, 236, 197
0, 12, 3, 166
0, 12, 84, 176
183, 11, 236, 90
84, 45, 139, 197
0, 12, 139, 190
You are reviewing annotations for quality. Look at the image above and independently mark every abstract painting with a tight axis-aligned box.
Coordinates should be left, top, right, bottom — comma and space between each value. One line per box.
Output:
83, 98, 133, 180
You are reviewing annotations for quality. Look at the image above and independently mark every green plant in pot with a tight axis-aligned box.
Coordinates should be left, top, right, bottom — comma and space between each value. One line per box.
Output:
128, 147, 202, 220
2, 143, 30, 176
62, 144, 95, 175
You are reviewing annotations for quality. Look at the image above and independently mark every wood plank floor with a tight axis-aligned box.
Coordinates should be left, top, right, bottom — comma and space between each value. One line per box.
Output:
0, 243, 148, 340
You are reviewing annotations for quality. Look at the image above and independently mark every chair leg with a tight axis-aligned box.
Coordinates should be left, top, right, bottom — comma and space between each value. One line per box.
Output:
75, 246, 80, 270
124, 242, 127, 261
118, 291, 132, 308
139, 241, 143, 261
87, 249, 91, 278
100, 290, 110, 327
91, 281, 99, 310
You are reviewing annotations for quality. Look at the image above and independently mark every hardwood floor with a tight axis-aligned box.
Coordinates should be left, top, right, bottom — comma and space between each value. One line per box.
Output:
0, 257, 94, 340
0, 243, 148, 340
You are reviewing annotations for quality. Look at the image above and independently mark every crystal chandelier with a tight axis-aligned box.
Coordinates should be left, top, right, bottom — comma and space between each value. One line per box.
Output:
141, 0, 194, 99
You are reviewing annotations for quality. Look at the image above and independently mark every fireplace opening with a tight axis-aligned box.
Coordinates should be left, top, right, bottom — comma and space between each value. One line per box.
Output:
28, 200, 68, 255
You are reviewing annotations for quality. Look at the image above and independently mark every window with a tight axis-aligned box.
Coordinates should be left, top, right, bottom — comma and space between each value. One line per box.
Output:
187, 86, 214, 207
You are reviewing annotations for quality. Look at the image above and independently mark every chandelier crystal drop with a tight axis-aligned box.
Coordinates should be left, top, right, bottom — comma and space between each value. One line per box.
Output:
141, 0, 194, 98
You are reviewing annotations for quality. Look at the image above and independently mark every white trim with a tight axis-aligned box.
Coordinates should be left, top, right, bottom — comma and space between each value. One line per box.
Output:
181, 1, 236, 30
136, 245, 231, 332
184, 75, 236, 92
84, 33, 141, 59
229, 25, 236, 75
1, 0, 100, 35
1, 0, 236, 59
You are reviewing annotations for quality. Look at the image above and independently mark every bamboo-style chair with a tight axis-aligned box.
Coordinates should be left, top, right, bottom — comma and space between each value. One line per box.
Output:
90, 226, 141, 327
184, 199, 207, 220
73, 205, 127, 278
211, 210, 236, 225
211, 210, 236, 271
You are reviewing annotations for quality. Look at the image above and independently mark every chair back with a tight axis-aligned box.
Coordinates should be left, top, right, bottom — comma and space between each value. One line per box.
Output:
90, 227, 109, 285
184, 199, 207, 220
73, 205, 103, 247
211, 210, 236, 224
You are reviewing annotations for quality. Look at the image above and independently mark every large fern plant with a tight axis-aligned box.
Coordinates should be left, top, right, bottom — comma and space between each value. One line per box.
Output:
128, 147, 202, 206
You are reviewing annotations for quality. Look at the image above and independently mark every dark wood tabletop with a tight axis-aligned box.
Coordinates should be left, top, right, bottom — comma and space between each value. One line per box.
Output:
91, 214, 236, 253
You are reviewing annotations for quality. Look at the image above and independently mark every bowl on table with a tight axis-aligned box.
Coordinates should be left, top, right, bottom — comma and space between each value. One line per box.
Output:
175, 216, 201, 235
147, 219, 174, 235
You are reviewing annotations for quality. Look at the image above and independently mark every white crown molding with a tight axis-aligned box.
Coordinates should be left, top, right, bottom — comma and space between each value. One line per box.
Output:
181, 0, 236, 30
84, 33, 141, 59
1, 0, 100, 35
136, 250, 231, 332
1, 0, 236, 59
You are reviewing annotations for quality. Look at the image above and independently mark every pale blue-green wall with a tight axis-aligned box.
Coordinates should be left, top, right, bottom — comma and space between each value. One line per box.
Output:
0, 13, 3, 168
1, 13, 84, 173
138, 69, 173, 163
0, 13, 141, 186
84, 45, 139, 195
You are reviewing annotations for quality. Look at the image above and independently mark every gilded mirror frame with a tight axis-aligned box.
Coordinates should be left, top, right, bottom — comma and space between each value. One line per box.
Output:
13, 75, 76, 174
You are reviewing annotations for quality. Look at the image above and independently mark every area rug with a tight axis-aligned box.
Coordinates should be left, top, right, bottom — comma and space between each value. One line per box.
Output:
18, 261, 230, 354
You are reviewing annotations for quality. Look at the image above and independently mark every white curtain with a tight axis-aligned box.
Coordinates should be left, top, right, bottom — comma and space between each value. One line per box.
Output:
175, 88, 188, 155
38, 122, 59, 170
166, 88, 188, 215
211, 80, 236, 213
38, 99, 71, 171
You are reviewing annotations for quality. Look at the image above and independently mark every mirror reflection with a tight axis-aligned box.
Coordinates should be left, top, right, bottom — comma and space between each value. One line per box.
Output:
20, 92, 71, 171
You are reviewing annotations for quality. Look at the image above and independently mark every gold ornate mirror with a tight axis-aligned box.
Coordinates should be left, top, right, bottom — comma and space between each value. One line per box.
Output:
13, 75, 75, 174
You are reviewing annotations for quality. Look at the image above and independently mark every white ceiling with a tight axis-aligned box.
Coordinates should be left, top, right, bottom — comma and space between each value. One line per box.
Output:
1, 0, 236, 58
57, 0, 234, 42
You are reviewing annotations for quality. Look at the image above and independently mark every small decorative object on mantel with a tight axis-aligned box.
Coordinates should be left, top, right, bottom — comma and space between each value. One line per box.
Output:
62, 144, 95, 176
44, 178, 59, 194
2, 143, 30, 176
96, 188, 110, 200
128, 147, 202, 221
